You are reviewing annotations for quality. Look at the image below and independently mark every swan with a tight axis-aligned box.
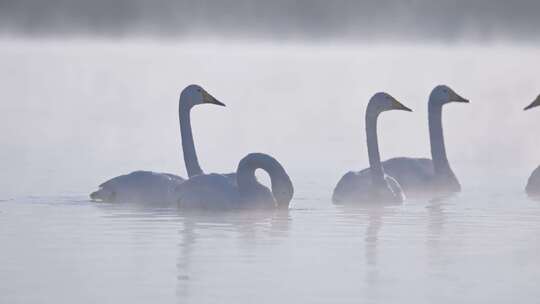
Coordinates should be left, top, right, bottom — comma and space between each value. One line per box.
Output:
332, 92, 413, 204
524, 94, 540, 197
90, 84, 225, 203
174, 153, 294, 210
380, 85, 469, 198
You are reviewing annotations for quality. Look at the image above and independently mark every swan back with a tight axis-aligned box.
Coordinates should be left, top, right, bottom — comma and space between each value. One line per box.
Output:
90, 171, 185, 204
175, 173, 241, 210
332, 169, 404, 204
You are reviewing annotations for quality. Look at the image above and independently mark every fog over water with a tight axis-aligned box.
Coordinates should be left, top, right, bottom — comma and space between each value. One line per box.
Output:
2, 0, 540, 41
2, 2, 540, 303
1, 40, 539, 198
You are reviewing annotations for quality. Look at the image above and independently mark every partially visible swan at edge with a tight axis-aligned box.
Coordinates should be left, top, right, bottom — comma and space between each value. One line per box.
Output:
524, 94, 540, 197
380, 85, 469, 198
174, 153, 294, 210
90, 84, 225, 203
332, 92, 413, 204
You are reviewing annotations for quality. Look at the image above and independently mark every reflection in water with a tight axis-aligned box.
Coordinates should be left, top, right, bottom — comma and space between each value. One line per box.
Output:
175, 209, 291, 301
3, 190, 540, 303
336, 203, 397, 302
426, 197, 450, 266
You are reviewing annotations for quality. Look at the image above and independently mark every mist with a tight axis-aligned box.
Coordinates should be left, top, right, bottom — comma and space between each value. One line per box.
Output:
3, 2, 540, 303
1, 39, 539, 198
2, 0, 540, 42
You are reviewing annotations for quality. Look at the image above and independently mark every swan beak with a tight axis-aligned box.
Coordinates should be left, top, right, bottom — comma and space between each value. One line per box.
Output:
524, 96, 540, 111
451, 91, 469, 103
202, 90, 226, 107
393, 100, 413, 112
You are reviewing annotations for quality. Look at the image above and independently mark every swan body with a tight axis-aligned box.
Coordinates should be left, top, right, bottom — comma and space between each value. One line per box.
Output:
525, 95, 540, 197
175, 153, 293, 210
90, 84, 225, 203
380, 85, 469, 198
333, 169, 405, 204
333, 92, 412, 204
90, 171, 185, 203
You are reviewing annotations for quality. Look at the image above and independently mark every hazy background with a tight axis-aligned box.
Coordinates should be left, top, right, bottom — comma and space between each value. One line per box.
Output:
1, 0, 540, 42
0, 1, 539, 198
3, 3, 540, 304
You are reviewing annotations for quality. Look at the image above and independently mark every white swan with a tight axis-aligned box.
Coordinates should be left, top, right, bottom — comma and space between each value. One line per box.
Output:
90, 84, 225, 203
525, 94, 540, 197
174, 153, 294, 210
380, 85, 469, 198
332, 92, 413, 204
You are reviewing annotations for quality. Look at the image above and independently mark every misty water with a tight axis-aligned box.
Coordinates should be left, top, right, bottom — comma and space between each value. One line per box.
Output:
2, 39, 540, 303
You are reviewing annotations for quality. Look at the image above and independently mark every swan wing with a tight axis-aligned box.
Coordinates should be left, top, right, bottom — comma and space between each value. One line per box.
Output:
91, 171, 185, 204
384, 175, 405, 201
175, 173, 240, 210
382, 157, 434, 191
222, 172, 238, 187
332, 169, 373, 204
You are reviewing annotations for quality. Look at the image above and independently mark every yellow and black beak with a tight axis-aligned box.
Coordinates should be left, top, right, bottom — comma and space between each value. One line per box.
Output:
393, 99, 413, 112
524, 96, 540, 111
202, 90, 226, 107
450, 91, 470, 103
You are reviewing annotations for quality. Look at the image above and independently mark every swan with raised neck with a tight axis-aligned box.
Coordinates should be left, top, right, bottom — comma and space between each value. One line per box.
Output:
332, 92, 412, 204
90, 84, 224, 203
179, 84, 225, 178
380, 85, 469, 198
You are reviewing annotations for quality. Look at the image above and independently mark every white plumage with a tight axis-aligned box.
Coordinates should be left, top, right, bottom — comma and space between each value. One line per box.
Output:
90, 84, 225, 203
333, 92, 412, 204
524, 94, 540, 198
175, 153, 293, 210
380, 85, 468, 198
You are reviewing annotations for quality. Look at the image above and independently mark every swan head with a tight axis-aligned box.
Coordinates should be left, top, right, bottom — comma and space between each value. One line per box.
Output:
430, 85, 469, 106
271, 172, 294, 209
368, 92, 413, 115
524, 95, 540, 111
180, 84, 225, 108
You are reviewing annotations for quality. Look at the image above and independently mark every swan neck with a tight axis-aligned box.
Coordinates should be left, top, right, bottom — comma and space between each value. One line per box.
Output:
366, 111, 385, 185
179, 103, 203, 177
237, 154, 293, 208
428, 101, 451, 175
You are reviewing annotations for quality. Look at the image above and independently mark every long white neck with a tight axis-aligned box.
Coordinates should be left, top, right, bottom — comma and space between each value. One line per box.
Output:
179, 102, 203, 177
237, 153, 293, 208
428, 100, 452, 176
365, 110, 385, 186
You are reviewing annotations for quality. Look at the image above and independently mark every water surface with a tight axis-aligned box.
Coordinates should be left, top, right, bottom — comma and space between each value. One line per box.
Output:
1, 40, 540, 303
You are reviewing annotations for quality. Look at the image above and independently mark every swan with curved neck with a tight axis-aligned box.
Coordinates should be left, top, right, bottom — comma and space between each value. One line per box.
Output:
175, 153, 294, 209
90, 84, 224, 203
332, 92, 413, 204
380, 85, 469, 198
524, 94, 540, 198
